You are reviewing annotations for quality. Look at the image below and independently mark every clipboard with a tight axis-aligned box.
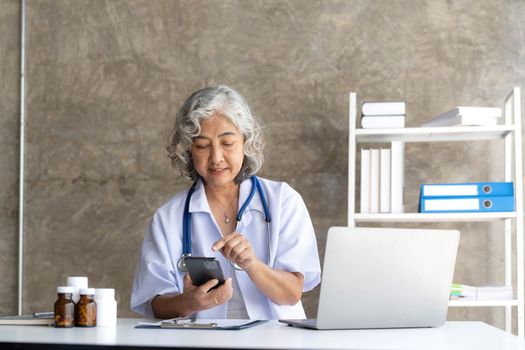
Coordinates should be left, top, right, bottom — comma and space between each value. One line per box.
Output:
160, 321, 218, 329
135, 319, 267, 330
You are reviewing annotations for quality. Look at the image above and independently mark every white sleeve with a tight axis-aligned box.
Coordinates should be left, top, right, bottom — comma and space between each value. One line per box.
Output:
272, 187, 321, 292
130, 213, 182, 318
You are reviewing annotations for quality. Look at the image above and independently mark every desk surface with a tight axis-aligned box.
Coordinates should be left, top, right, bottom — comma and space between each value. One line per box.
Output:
0, 318, 524, 350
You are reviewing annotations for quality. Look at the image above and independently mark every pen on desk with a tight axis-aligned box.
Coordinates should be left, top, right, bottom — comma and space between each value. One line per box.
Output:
33, 312, 54, 318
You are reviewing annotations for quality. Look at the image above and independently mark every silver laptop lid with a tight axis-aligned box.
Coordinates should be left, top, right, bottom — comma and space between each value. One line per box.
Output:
316, 227, 459, 329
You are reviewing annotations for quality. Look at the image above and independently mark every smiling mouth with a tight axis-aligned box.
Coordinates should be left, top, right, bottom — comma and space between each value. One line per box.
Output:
209, 168, 227, 175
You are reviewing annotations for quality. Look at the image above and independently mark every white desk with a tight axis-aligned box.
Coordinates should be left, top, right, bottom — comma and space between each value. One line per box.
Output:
0, 318, 524, 349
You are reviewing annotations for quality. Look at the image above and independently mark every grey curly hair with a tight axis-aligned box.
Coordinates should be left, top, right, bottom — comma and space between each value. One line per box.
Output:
167, 85, 264, 183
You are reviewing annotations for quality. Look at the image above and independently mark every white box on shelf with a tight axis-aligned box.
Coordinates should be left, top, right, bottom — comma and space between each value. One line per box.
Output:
370, 149, 380, 213
380, 148, 391, 213
390, 141, 404, 213
360, 148, 371, 214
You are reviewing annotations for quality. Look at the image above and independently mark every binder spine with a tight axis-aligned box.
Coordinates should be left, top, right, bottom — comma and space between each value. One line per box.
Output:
419, 195, 515, 213
421, 182, 514, 197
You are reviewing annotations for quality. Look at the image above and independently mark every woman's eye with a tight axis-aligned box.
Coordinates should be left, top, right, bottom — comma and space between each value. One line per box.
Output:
223, 139, 238, 147
194, 144, 209, 149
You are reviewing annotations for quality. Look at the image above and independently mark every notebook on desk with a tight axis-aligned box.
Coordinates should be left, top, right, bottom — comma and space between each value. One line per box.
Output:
280, 226, 459, 330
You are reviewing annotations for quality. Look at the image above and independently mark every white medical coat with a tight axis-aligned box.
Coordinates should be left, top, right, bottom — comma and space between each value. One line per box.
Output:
130, 177, 321, 319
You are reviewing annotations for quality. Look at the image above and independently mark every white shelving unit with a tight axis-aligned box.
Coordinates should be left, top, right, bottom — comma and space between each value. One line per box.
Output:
347, 88, 524, 337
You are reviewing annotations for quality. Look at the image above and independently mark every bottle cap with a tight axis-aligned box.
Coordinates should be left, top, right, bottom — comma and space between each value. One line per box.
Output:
67, 276, 88, 288
57, 286, 75, 294
95, 288, 115, 299
79, 288, 96, 295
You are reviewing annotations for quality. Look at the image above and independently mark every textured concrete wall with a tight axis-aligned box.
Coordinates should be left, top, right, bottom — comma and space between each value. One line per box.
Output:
0, 0, 20, 317
1, 0, 525, 331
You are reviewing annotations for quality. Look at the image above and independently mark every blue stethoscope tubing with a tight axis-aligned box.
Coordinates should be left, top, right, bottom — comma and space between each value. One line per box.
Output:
177, 176, 272, 272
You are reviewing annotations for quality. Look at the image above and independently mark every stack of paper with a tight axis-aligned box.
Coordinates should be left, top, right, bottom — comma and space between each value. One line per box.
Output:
0, 314, 54, 326
361, 101, 406, 129
423, 106, 502, 127
450, 284, 513, 300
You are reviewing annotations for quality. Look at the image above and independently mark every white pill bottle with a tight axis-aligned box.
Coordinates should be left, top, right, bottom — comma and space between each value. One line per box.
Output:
94, 288, 117, 326
67, 276, 88, 304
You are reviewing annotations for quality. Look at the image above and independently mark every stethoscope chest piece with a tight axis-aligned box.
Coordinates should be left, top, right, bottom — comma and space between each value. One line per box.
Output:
177, 254, 191, 272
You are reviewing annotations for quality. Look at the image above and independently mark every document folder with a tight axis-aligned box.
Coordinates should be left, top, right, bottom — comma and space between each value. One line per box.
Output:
419, 195, 515, 213
420, 182, 513, 197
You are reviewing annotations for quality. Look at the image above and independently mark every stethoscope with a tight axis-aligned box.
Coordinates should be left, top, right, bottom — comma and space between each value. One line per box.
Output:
177, 176, 272, 272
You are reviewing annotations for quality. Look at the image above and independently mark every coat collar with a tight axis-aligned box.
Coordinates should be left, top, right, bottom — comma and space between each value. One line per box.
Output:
188, 177, 265, 217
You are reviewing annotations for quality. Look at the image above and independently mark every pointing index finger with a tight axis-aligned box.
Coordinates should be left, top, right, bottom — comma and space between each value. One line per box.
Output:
212, 239, 225, 251
212, 233, 238, 251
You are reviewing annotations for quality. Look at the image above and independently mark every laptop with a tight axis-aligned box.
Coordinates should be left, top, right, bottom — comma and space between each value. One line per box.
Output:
280, 226, 459, 330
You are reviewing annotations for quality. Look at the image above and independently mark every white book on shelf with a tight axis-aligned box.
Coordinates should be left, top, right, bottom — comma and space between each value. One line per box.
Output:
362, 101, 406, 116
422, 106, 502, 127
370, 148, 380, 213
424, 115, 499, 127
451, 284, 513, 300
477, 285, 513, 300
390, 141, 404, 213
361, 115, 406, 129
360, 148, 371, 214
380, 148, 391, 213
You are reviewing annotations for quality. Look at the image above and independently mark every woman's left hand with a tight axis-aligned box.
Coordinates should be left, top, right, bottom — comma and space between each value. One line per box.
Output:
212, 232, 257, 270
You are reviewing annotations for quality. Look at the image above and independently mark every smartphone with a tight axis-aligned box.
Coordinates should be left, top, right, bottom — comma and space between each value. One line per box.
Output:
184, 257, 225, 289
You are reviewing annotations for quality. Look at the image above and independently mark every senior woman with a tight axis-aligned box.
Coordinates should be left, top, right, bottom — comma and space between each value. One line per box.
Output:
131, 85, 320, 320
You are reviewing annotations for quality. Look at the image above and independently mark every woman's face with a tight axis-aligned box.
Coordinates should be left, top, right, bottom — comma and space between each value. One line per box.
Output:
191, 113, 245, 188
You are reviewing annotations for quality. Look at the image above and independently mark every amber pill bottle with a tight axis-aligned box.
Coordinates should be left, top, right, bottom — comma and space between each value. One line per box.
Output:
54, 286, 75, 328
75, 288, 97, 327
